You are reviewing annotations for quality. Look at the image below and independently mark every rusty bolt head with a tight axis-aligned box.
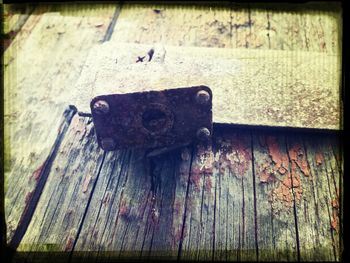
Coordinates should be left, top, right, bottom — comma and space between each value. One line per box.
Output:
196, 127, 211, 141
195, 90, 211, 105
100, 137, 116, 151
93, 100, 110, 114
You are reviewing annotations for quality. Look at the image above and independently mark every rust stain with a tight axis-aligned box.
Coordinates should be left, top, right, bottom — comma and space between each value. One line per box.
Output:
258, 136, 289, 184
331, 196, 339, 232
82, 174, 92, 193
264, 137, 306, 210
315, 152, 324, 166
31, 162, 45, 182
64, 237, 74, 252
331, 212, 338, 232
258, 161, 277, 183
119, 199, 129, 217
269, 183, 293, 208
190, 167, 202, 192
266, 136, 289, 175
205, 177, 213, 192
331, 198, 339, 209
288, 143, 310, 177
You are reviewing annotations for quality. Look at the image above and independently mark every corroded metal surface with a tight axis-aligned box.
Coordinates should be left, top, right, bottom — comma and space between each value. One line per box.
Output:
91, 85, 212, 150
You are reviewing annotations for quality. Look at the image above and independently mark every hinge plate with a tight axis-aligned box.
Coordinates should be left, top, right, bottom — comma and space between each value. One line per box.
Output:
91, 85, 212, 150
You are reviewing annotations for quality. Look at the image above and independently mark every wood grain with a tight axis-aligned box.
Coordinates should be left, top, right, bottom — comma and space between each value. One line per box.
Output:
73, 42, 341, 130
18, 115, 104, 256
4, 3, 343, 262
252, 132, 298, 261
4, 4, 117, 243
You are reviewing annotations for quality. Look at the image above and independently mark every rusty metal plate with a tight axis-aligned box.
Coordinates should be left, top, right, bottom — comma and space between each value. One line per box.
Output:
90, 85, 212, 150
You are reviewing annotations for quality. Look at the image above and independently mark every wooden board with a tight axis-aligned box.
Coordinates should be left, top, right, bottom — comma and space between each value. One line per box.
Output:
4, 3, 343, 262
4, 4, 118, 243
73, 42, 341, 130
15, 114, 342, 262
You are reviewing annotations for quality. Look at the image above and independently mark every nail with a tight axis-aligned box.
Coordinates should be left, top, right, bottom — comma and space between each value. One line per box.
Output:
93, 100, 109, 114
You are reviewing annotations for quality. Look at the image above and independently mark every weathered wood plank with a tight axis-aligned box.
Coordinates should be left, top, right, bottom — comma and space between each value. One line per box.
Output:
252, 132, 298, 261
111, 2, 341, 54
72, 42, 341, 130
17, 115, 104, 258
8, 106, 77, 250
71, 146, 192, 261
285, 135, 334, 261
111, 3, 233, 48
181, 131, 256, 261
3, 4, 35, 49
4, 4, 117, 243
178, 143, 216, 260
299, 134, 341, 261
14, 114, 342, 262
7, 3, 343, 262
214, 131, 256, 261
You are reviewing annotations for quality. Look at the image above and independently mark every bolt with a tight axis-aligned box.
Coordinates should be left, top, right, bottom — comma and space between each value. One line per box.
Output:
195, 90, 211, 105
93, 100, 109, 114
196, 127, 211, 141
100, 137, 116, 151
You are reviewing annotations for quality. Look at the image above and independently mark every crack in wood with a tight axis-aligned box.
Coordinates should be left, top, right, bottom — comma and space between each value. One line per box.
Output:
8, 105, 77, 250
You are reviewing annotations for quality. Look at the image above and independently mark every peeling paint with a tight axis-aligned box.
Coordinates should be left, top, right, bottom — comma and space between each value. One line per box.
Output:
331, 213, 338, 232
315, 152, 324, 166
266, 136, 289, 175
264, 137, 306, 211
331, 198, 339, 209
288, 143, 310, 177
331, 196, 339, 232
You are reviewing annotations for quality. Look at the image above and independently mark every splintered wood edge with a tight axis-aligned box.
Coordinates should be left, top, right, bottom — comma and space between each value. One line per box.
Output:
72, 42, 341, 130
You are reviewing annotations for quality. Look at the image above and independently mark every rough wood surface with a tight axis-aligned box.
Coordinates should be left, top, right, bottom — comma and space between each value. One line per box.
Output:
73, 42, 341, 130
18, 114, 104, 261
4, 3, 343, 262
4, 4, 117, 243
252, 133, 298, 261
3, 4, 36, 49
15, 117, 342, 262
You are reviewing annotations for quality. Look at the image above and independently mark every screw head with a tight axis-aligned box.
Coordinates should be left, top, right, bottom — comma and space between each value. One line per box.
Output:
100, 137, 116, 151
93, 100, 110, 114
195, 90, 211, 105
196, 127, 211, 141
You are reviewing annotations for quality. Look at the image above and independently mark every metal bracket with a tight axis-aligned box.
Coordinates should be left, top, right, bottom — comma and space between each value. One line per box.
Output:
90, 85, 212, 151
